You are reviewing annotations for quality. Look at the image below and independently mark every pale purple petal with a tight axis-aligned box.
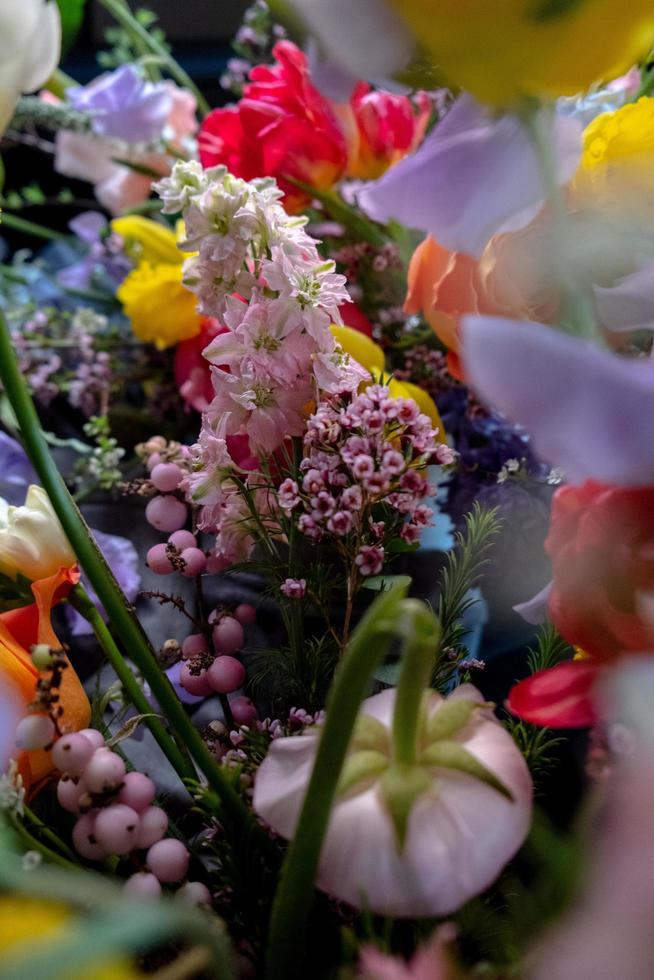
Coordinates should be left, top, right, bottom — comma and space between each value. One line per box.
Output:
68, 211, 107, 245
514, 581, 553, 625
358, 97, 582, 258
0, 431, 36, 504
461, 315, 654, 485
595, 261, 654, 332
67, 65, 172, 143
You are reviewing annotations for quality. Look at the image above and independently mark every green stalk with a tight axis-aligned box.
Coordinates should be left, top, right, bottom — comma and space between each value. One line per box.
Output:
22, 804, 80, 865
0, 212, 65, 242
391, 601, 441, 765
7, 814, 80, 872
264, 582, 440, 980
0, 313, 274, 857
69, 584, 192, 782
97, 0, 210, 115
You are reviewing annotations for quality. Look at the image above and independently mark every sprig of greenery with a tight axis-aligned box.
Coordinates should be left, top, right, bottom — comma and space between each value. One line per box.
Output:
527, 621, 574, 673
9, 97, 91, 133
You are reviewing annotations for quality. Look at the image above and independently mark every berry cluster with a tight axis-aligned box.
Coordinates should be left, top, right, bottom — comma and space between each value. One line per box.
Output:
53, 728, 209, 903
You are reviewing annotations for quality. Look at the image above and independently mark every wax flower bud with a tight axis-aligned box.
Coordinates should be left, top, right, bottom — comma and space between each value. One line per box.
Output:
253, 684, 532, 916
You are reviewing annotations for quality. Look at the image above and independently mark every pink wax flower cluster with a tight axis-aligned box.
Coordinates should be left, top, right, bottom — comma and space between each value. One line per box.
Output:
279, 384, 451, 575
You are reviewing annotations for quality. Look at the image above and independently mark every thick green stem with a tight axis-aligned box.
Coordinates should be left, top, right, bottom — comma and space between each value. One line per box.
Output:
0, 212, 65, 242
392, 601, 441, 766
7, 814, 80, 871
265, 581, 438, 980
97, 0, 210, 115
22, 804, 80, 865
69, 584, 192, 782
0, 312, 274, 858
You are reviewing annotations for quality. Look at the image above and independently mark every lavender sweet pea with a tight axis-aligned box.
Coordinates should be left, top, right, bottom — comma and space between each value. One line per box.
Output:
58, 212, 132, 293
67, 65, 172, 143
359, 96, 582, 258
461, 315, 654, 486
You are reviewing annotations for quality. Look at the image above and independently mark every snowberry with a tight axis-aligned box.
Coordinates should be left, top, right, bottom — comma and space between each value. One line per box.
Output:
234, 604, 256, 626
124, 872, 162, 899
151, 462, 183, 493
230, 697, 258, 727
212, 616, 244, 656
56, 776, 85, 814
147, 838, 190, 883
52, 733, 95, 775
145, 495, 187, 533
179, 664, 214, 698
180, 547, 207, 577
117, 772, 156, 813
84, 748, 126, 793
72, 812, 106, 861
15, 714, 55, 750
78, 728, 106, 750
207, 656, 246, 694
181, 633, 209, 659
169, 529, 197, 551
94, 804, 140, 856
146, 543, 174, 575
135, 806, 168, 849
177, 881, 212, 906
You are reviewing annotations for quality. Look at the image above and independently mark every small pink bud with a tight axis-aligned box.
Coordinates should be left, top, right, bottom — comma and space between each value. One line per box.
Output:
52, 733, 95, 775
136, 806, 168, 848
124, 872, 162, 899
151, 462, 183, 493
234, 604, 256, 625
212, 616, 244, 655
147, 838, 190, 883
230, 697, 258, 727
146, 543, 174, 575
207, 656, 246, 694
145, 495, 188, 533
94, 804, 140, 856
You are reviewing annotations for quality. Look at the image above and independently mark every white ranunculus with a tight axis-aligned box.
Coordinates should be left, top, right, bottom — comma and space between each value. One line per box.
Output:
0, 485, 76, 582
0, 0, 61, 133
253, 684, 532, 917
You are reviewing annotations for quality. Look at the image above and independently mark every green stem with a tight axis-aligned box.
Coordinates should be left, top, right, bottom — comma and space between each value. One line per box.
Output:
0, 312, 275, 859
264, 580, 425, 980
97, 0, 210, 115
8, 814, 80, 871
69, 584, 193, 782
391, 601, 441, 766
0, 212, 64, 242
22, 804, 80, 865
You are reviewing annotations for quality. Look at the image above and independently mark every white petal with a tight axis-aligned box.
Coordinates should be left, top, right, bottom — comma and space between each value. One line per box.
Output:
19, 0, 61, 93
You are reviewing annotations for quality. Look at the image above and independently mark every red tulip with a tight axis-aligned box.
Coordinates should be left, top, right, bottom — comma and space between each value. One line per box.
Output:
346, 83, 431, 180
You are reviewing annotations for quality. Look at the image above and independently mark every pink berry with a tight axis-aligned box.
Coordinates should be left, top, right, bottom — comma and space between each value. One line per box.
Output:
180, 547, 207, 577
94, 804, 140, 856
15, 714, 55, 750
177, 881, 212, 906
181, 633, 209, 659
147, 451, 162, 470
145, 495, 187, 533
151, 462, 183, 493
230, 697, 258, 727
169, 529, 197, 551
57, 776, 84, 814
124, 872, 162, 899
212, 616, 244, 656
84, 748, 126, 793
72, 812, 106, 861
52, 733, 95, 775
234, 604, 256, 625
146, 543, 174, 575
207, 656, 246, 694
78, 728, 106, 750
136, 806, 168, 849
206, 553, 232, 573
147, 838, 190, 883
179, 664, 214, 698
117, 772, 156, 813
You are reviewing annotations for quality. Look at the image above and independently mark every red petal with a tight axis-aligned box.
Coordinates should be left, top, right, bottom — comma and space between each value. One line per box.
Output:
506, 660, 600, 728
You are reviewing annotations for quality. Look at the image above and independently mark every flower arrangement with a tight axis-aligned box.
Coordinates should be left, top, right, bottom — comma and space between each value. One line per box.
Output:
2, 1, 654, 977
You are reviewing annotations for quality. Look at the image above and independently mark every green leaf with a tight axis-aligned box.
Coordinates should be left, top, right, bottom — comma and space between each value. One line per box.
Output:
425, 698, 481, 743
420, 741, 514, 801
56, 0, 88, 56
361, 573, 412, 592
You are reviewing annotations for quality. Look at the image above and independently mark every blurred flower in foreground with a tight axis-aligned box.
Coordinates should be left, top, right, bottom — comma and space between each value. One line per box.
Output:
291, 0, 654, 106
0, 485, 76, 583
114, 215, 202, 349
254, 684, 531, 915
0, 0, 61, 133
358, 923, 459, 980
0, 897, 139, 979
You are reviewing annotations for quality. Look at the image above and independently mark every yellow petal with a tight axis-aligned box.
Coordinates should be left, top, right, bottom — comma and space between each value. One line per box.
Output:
117, 262, 202, 349
112, 215, 182, 267
389, 377, 445, 441
330, 324, 385, 373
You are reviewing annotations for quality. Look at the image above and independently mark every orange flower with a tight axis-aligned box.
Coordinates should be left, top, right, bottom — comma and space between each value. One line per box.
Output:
1, 566, 90, 794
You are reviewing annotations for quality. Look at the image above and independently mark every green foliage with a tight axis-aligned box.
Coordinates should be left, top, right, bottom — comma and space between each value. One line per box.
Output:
9, 97, 91, 134
248, 634, 337, 716
527, 621, 574, 673
56, 0, 88, 56
98, 7, 170, 70
0, 571, 34, 613
432, 503, 501, 689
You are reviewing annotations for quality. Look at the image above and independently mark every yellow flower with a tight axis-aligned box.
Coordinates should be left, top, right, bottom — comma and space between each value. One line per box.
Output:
0, 897, 140, 979
388, 0, 654, 105
113, 216, 202, 350
573, 96, 654, 214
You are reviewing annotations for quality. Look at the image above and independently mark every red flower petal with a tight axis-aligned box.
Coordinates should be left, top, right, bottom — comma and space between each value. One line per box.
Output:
506, 660, 600, 728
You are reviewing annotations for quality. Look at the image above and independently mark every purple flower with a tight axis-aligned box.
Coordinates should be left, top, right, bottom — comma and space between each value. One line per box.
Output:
67, 65, 172, 143
0, 431, 37, 505
358, 96, 582, 258
461, 315, 654, 486
58, 211, 132, 292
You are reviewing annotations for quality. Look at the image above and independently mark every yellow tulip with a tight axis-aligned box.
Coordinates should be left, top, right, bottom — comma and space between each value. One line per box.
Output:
111, 215, 182, 266
388, 0, 654, 105
117, 262, 202, 350
330, 324, 386, 373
